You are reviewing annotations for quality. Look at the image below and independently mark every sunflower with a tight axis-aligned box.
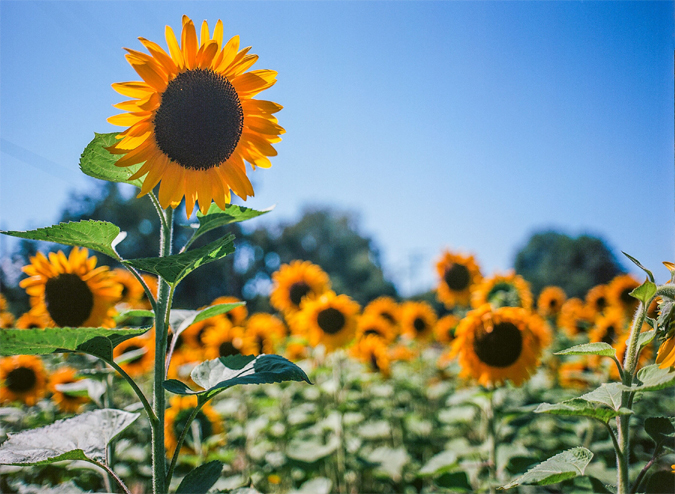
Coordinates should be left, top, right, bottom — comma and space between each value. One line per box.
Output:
202, 323, 246, 359
588, 309, 626, 347
450, 305, 549, 387
558, 358, 596, 389
270, 260, 331, 315
351, 335, 391, 377
167, 347, 201, 382
435, 250, 483, 308
112, 268, 145, 307
537, 286, 567, 318
0, 355, 48, 406
434, 314, 460, 344
107, 15, 284, 216
138, 274, 159, 309
284, 340, 309, 361
241, 313, 286, 355
389, 344, 417, 362
363, 296, 400, 328
399, 301, 437, 342
471, 272, 533, 310
15, 312, 50, 329
20, 248, 122, 328
165, 396, 223, 456
0, 293, 8, 312
181, 312, 229, 351
585, 284, 610, 318
355, 312, 396, 344
0, 312, 15, 329
113, 334, 155, 377
557, 298, 593, 338
211, 296, 248, 326
607, 274, 641, 314
292, 291, 359, 351
49, 367, 90, 413
656, 333, 675, 369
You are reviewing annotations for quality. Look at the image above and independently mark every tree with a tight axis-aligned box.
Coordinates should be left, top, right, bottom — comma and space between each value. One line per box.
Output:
513, 230, 625, 299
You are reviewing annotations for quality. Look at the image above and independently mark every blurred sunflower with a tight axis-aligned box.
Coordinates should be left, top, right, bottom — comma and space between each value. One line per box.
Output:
181, 313, 229, 350
49, 367, 89, 413
270, 261, 330, 315
363, 296, 400, 328
434, 314, 460, 344
242, 313, 286, 355
558, 358, 596, 389
585, 284, 610, 318
284, 340, 309, 361
165, 396, 223, 456
211, 295, 248, 326
611, 331, 653, 379
167, 347, 201, 382
607, 274, 641, 314
0, 312, 15, 328
0, 355, 48, 406
450, 305, 549, 387
355, 312, 396, 344
112, 268, 145, 307
399, 301, 437, 342
588, 309, 626, 347
557, 298, 593, 338
202, 323, 245, 359
113, 335, 155, 377
20, 248, 121, 328
471, 272, 532, 310
293, 291, 359, 351
435, 250, 482, 308
107, 16, 284, 216
351, 335, 391, 377
0, 293, 7, 311
537, 286, 566, 318
138, 274, 158, 309
656, 332, 675, 369
15, 312, 50, 329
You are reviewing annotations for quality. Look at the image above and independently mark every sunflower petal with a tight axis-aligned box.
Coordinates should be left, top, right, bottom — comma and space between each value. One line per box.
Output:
200, 20, 210, 47
165, 25, 185, 69
112, 81, 154, 98
107, 112, 152, 127
181, 18, 198, 69
196, 40, 219, 69
158, 163, 184, 209
226, 53, 258, 78
232, 70, 277, 97
214, 35, 240, 72
212, 20, 224, 49
127, 59, 168, 92
245, 116, 285, 135
241, 132, 278, 157
241, 99, 283, 115
138, 37, 178, 76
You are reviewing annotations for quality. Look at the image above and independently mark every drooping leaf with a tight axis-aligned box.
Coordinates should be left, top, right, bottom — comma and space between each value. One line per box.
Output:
418, 450, 458, 476
630, 280, 657, 305
163, 354, 311, 401
124, 234, 235, 285
176, 460, 223, 494
622, 252, 655, 282
555, 343, 616, 358
500, 447, 593, 490
535, 400, 632, 424
434, 471, 472, 492
79, 132, 143, 187
193, 203, 273, 241
0, 327, 150, 361
169, 303, 244, 338
1, 220, 125, 260
579, 383, 624, 411
622, 364, 675, 392
644, 417, 675, 451
0, 409, 139, 465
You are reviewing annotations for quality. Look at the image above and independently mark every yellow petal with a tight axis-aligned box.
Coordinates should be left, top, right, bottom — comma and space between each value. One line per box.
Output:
196, 40, 219, 69
241, 132, 278, 157
232, 70, 276, 97
196, 172, 214, 214
245, 116, 285, 135
165, 25, 185, 69
138, 37, 178, 76
107, 112, 152, 127
225, 53, 258, 78
158, 163, 184, 209
114, 139, 156, 168
128, 59, 168, 92
112, 82, 154, 98
212, 20, 224, 49
214, 35, 240, 72
184, 170, 198, 217
181, 18, 198, 69
200, 20, 210, 47
241, 99, 283, 115
139, 155, 169, 196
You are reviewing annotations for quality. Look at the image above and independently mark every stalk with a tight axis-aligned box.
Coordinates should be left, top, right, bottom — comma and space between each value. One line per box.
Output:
151, 207, 173, 494
486, 390, 497, 494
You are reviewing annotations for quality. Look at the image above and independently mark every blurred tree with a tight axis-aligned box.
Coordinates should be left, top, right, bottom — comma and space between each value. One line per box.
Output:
514, 230, 625, 299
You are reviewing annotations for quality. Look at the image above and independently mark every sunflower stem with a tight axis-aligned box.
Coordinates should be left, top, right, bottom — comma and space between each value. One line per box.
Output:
106, 359, 157, 425
486, 389, 498, 494
151, 207, 173, 494
88, 458, 132, 494
149, 191, 169, 233
166, 402, 203, 488
123, 264, 158, 313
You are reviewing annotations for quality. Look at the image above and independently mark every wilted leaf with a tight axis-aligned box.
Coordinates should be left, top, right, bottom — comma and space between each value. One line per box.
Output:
176, 460, 223, 494
555, 343, 616, 358
500, 447, 593, 489
79, 132, 143, 187
193, 203, 273, 242
0, 409, 139, 465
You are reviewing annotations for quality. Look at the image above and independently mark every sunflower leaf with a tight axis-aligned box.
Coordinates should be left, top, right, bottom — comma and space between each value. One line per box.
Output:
622, 252, 655, 282
0, 327, 150, 361
176, 460, 224, 494
535, 399, 632, 423
630, 280, 657, 305
79, 132, 143, 187
192, 203, 273, 241
163, 354, 311, 401
638, 330, 656, 348
123, 234, 235, 285
644, 417, 675, 451
554, 343, 616, 358
499, 447, 593, 490
620, 364, 675, 392
1, 220, 124, 260
0, 409, 139, 466
169, 303, 244, 338
579, 383, 624, 411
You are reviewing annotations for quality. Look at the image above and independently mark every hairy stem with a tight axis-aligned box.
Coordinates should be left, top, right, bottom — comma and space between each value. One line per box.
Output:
107, 359, 157, 425
89, 459, 132, 494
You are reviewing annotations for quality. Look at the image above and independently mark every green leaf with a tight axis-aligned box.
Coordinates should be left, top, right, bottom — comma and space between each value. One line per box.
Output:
124, 234, 235, 285
0, 409, 139, 465
434, 471, 472, 492
555, 343, 616, 358
622, 252, 655, 282
79, 132, 143, 187
622, 364, 675, 392
116, 309, 155, 320
289, 477, 333, 494
169, 303, 244, 338
163, 354, 311, 401
499, 447, 593, 490
54, 379, 107, 407
644, 417, 675, 451
1, 220, 124, 260
193, 203, 273, 241
639, 330, 656, 348
630, 280, 657, 305
286, 436, 339, 463
176, 460, 223, 494
580, 383, 624, 411
418, 450, 458, 476
0, 327, 150, 361
646, 470, 675, 493
535, 399, 632, 424
366, 447, 410, 482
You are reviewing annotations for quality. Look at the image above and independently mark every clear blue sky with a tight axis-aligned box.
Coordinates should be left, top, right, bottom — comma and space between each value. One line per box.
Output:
1, 1, 673, 295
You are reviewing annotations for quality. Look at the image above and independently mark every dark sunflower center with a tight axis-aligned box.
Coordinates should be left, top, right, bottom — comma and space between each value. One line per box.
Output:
370, 353, 380, 372
364, 328, 382, 338
595, 297, 607, 312
620, 288, 635, 306
257, 336, 265, 355
174, 409, 214, 447
317, 308, 346, 335
413, 317, 427, 333
602, 326, 616, 345
380, 311, 395, 324
27, 323, 40, 329
121, 285, 130, 300
219, 341, 241, 357
289, 282, 311, 307
154, 69, 243, 171
44, 273, 94, 327
473, 321, 523, 368
444, 263, 471, 291
549, 299, 559, 309
6, 367, 37, 393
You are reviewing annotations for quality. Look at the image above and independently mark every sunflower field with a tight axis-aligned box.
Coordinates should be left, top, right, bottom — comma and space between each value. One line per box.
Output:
1, 13, 674, 494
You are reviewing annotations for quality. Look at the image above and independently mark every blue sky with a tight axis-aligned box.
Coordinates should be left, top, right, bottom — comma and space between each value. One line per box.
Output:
1, 1, 673, 295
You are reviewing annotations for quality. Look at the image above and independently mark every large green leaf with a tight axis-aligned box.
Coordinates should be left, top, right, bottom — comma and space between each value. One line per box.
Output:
630, 280, 657, 305
366, 447, 410, 482
0, 409, 139, 465
0, 327, 149, 361
1, 220, 124, 260
176, 460, 223, 494
622, 364, 675, 392
535, 399, 632, 424
79, 132, 143, 187
500, 448, 593, 490
124, 234, 235, 285
163, 354, 311, 401
579, 383, 624, 411
555, 343, 616, 358
193, 203, 273, 241
644, 417, 675, 451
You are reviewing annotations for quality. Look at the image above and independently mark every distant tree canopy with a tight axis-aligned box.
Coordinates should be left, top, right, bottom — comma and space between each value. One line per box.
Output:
514, 230, 625, 299
2, 181, 397, 314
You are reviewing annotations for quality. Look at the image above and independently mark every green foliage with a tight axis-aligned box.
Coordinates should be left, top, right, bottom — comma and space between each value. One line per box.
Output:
193, 203, 273, 242
500, 447, 593, 489
579, 383, 624, 411
622, 252, 655, 283
169, 303, 244, 338
643, 417, 675, 452
176, 460, 223, 494
434, 471, 472, 491
623, 364, 675, 392
79, 133, 142, 187
555, 342, 617, 358
629, 280, 657, 305
1, 220, 124, 261
535, 399, 632, 424
514, 231, 624, 298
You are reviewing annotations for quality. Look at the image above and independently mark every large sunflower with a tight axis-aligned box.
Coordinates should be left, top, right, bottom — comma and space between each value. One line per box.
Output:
471, 272, 532, 311
107, 16, 284, 216
450, 305, 549, 387
270, 260, 331, 315
0, 355, 48, 406
165, 396, 223, 456
293, 291, 359, 351
435, 250, 482, 308
20, 248, 122, 328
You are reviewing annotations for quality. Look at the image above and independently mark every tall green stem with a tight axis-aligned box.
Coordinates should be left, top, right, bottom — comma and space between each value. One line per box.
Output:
152, 207, 173, 494
486, 390, 497, 494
